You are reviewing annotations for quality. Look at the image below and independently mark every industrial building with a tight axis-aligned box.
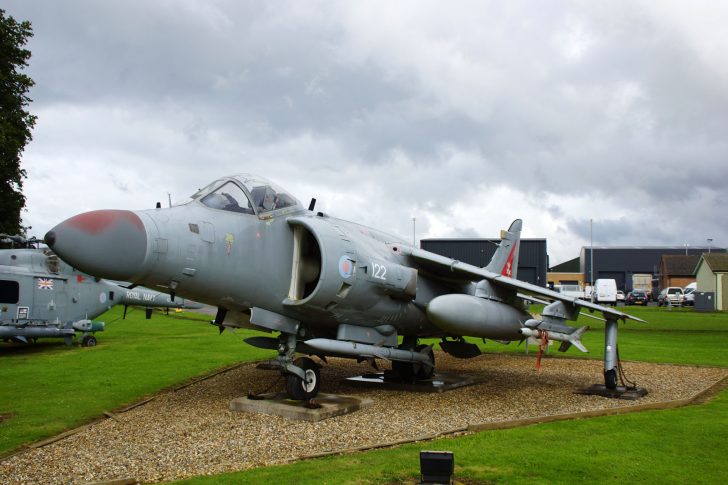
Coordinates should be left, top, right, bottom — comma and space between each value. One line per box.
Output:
579, 246, 726, 292
420, 238, 548, 287
420, 239, 726, 294
547, 257, 584, 288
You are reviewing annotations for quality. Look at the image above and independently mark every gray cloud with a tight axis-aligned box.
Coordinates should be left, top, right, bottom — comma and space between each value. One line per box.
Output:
5, 0, 728, 264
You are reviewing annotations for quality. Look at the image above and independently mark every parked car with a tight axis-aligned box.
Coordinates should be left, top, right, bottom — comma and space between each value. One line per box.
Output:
658, 287, 684, 306
626, 290, 649, 305
616, 290, 625, 303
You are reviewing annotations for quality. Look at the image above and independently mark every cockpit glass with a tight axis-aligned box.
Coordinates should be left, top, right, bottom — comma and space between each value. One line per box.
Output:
190, 180, 222, 200
200, 182, 255, 214
231, 174, 302, 215
179, 174, 303, 216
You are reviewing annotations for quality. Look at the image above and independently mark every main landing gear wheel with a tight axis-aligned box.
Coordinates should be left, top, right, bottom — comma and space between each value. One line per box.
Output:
392, 344, 435, 381
392, 359, 414, 381
392, 339, 416, 381
285, 357, 320, 400
604, 368, 618, 390
413, 344, 435, 380
81, 335, 97, 347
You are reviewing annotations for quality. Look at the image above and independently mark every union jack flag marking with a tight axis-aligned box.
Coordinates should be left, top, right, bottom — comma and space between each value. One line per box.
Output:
37, 278, 54, 290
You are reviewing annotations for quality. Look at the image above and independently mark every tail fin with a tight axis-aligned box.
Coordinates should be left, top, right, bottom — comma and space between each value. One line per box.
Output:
485, 219, 522, 278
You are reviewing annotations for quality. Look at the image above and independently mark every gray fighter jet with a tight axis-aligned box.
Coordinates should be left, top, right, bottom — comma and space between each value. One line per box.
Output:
45, 174, 643, 398
0, 235, 201, 346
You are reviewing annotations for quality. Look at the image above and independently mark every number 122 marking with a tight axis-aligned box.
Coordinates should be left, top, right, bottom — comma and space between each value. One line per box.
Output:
372, 262, 387, 280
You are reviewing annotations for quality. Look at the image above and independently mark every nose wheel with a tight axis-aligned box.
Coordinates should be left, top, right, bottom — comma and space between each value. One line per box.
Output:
285, 357, 321, 400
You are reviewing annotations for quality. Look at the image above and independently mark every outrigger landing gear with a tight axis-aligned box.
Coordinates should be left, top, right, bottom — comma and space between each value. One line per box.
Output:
577, 316, 647, 399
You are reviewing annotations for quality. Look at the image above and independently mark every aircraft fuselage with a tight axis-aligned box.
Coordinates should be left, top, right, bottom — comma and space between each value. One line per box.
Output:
124, 204, 451, 338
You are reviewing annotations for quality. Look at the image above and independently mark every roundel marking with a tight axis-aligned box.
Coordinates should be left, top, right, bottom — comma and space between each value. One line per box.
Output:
338, 255, 354, 279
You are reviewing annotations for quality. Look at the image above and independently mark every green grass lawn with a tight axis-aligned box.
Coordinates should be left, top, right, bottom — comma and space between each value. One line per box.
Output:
174, 306, 728, 484
177, 389, 728, 485
2, 305, 727, 484
0, 306, 270, 454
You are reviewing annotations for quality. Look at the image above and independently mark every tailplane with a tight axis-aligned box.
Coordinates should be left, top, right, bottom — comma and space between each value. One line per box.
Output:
485, 219, 522, 278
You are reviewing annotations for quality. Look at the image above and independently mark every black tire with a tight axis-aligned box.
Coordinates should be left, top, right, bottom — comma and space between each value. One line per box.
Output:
392, 339, 417, 381
413, 344, 435, 380
604, 368, 618, 390
81, 335, 97, 347
392, 359, 415, 381
285, 357, 320, 400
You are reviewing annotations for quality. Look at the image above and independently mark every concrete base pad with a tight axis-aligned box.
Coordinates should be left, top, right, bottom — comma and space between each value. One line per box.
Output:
230, 392, 373, 422
345, 372, 481, 393
576, 384, 649, 400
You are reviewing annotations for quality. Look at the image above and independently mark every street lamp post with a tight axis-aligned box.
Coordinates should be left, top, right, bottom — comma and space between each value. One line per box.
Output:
412, 217, 416, 248
590, 219, 594, 292
707, 238, 713, 254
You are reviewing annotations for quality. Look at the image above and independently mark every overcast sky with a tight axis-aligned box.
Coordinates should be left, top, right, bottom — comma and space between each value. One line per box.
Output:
6, 0, 728, 264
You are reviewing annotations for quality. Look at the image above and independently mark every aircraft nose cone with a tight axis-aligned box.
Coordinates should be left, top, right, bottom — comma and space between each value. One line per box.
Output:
45, 210, 148, 281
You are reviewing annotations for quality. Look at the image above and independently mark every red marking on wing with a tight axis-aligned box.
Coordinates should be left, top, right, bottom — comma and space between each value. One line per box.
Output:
76, 275, 86, 283
66, 210, 144, 234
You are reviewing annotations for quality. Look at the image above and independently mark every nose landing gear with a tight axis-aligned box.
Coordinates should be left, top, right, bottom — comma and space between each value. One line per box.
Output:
285, 357, 321, 400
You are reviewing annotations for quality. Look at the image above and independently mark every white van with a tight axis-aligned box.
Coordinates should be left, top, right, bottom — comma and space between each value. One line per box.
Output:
683, 282, 697, 306
592, 279, 618, 306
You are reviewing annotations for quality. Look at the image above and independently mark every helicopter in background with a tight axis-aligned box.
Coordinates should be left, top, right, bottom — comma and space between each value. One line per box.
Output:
1, 235, 200, 346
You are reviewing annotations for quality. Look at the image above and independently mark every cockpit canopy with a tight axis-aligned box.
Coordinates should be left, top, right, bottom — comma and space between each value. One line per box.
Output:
185, 174, 303, 218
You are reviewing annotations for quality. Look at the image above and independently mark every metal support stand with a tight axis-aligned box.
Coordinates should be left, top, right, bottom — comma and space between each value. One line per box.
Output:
578, 317, 647, 400
603, 318, 618, 389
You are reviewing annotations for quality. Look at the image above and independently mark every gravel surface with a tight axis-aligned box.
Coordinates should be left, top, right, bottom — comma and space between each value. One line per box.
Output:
1, 353, 726, 484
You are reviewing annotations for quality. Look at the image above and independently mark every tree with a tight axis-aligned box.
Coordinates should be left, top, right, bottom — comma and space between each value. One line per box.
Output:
0, 9, 36, 236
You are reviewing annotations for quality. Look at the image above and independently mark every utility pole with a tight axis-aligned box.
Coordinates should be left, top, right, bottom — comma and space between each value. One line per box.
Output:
590, 219, 594, 289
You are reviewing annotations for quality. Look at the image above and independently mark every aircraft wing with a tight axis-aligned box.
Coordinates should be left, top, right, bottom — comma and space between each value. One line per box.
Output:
409, 248, 645, 323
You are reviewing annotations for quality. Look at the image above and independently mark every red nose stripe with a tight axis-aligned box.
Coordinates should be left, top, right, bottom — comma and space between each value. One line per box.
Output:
66, 210, 144, 235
